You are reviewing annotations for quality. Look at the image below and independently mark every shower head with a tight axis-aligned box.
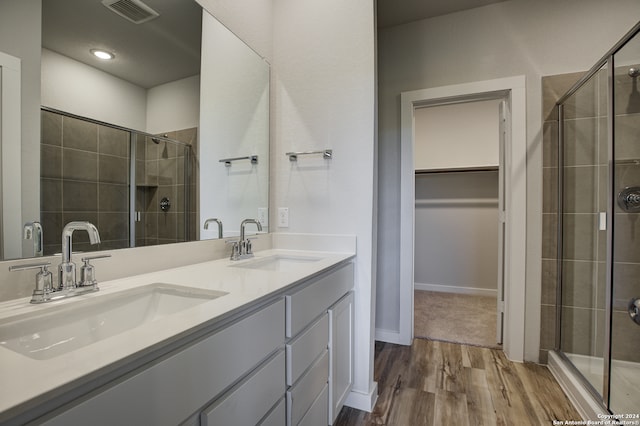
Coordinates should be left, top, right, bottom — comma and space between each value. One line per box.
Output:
629, 68, 640, 78
151, 138, 161, 144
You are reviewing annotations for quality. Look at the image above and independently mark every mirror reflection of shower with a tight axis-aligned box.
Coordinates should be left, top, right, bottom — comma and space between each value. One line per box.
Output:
628, 67, 640, 113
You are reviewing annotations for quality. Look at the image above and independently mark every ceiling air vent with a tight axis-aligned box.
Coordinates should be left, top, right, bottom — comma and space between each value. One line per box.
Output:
102, 0, 160, 24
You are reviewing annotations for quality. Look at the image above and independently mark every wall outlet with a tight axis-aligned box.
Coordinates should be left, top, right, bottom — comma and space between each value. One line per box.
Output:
278, 207, 289, 228
258, 207, 268, 227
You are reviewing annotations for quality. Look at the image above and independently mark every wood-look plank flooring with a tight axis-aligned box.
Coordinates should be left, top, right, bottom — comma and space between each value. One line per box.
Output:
334, 339, 581, 426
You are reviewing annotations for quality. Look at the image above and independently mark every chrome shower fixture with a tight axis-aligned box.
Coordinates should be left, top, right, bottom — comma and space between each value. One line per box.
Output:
629, 68, 640, 78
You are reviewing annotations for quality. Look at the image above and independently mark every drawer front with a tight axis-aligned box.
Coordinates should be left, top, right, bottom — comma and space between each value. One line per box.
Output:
286, 313, 329, 386
299, 384, 329, 426
202, 349, 286, 426
286, 262, 353, 338
259, 397, 286, 426
42, 299, 285, 426
287, 350, 329, 426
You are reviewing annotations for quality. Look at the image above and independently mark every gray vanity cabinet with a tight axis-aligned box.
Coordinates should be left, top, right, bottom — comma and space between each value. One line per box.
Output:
41, 298, 285, 426
285, 262, 354, 426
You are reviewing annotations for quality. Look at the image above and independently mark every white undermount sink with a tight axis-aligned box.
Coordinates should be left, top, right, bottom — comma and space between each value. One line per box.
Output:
0, 283, 227, 360
232, 254, 323, 271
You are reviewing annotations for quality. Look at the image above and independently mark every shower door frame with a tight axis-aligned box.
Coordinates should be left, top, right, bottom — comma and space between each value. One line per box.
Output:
555, 20, 640, 412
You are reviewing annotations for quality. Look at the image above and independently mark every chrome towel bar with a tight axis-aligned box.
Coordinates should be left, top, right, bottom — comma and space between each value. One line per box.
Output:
219, 155, 258, 167
286, 149, 332, 161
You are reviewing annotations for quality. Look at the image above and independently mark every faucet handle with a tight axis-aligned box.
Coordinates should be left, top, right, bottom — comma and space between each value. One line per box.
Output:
9, 262, 54, 304
79, 254, 111, 289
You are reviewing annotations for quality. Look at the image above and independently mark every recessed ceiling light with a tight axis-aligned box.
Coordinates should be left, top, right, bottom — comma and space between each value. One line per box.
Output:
90, 49, 115, 60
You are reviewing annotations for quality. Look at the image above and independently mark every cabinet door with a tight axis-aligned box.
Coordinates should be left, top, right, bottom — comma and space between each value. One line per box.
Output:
328, 292, 354, 424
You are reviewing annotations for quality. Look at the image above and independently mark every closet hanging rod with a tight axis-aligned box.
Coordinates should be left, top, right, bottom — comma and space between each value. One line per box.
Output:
415, 166, 498, 174
219, 155, 258, 167
286, 149, 332, 161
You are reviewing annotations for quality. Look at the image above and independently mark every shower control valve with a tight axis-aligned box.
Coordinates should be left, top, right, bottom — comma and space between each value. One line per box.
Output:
617, 187, 640, 212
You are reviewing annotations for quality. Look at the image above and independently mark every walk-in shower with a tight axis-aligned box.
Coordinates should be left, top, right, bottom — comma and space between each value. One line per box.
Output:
40, 108, 196, 255
552, 21, 640, 416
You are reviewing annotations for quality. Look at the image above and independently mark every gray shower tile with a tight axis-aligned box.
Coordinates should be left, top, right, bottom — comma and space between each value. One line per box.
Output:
99, 183, 129, 212
145, 213, 159, 239
40, 212, 62, 246
41, 144, 63, 179
563, 166, 598, 213
99, 155, 129, 184
63, 116, 98, 152
541, 259, 557, 305
63, 149, 98, 181
99, 126, 129, 158
41, 110, 62, 146
41, 178, 62, 212
611, 311, 640, 363
612, 262, 640, 312
543, 121, 558, 168
62, 181, 97, 212
175, 127, 197, 146
613, 212, 640, 263
561, 260, 598, 309
614, 113, 640, 161
98, 212, 129, 242
562, 75, 598, 120
158, 158, 177, 185
145, 160, 158, 186
157, 212, 177, 240
542, 72, 584, 120
543, 167, 558, 214
562, 213, 598, 261
563, 118, 598, 166
560, 306, 600, 356
542, 213, 558, 260
539, 304, 557, 352
100, 240, 129, 251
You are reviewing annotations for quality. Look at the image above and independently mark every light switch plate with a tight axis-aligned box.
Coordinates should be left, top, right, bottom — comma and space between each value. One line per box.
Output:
258, 207, 268, 226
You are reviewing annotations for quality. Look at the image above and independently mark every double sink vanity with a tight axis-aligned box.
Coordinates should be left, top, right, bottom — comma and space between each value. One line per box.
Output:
0, 235, 355, 426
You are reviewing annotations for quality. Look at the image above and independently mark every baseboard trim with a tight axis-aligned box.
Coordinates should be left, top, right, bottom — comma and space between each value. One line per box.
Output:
375, 328, 411, 345
415, 282, 497, 297
344, 382, 378, 413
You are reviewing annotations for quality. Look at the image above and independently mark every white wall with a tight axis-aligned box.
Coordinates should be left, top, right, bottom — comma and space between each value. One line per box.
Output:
146, 75, 200, 135
414, 99, 500, 170
271, 0, 377, 410
376, 0, 640, 361
41, 49, 147, 131
415, 172, 498, 294
199, 12, 270, 237
0, 0, 41, 251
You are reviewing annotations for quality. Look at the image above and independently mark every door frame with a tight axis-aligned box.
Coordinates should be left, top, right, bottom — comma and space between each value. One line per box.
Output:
398, 76, 527, 362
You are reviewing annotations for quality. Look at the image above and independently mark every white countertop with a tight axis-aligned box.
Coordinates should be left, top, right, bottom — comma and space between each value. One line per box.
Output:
0, 248, 354, 422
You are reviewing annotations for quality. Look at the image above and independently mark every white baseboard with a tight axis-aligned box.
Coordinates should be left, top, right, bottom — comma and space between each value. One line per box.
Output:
415, 282, 497, 297
375, 328, 411, 345
344, 382, 378, 413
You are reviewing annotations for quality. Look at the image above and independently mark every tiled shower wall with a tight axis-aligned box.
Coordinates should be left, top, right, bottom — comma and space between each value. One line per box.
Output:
540, 67, 640, 364
40, 110, 198, 255
41, 110, 130, 255
135, 128, 198, 247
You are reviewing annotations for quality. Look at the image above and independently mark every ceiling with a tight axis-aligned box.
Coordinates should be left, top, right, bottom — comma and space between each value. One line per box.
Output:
42, 0, 202, 89
377, 0, 510, 28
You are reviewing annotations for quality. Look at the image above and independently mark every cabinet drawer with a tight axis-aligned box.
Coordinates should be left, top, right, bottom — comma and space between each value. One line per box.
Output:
259, 397, 286, 426
299, 384, 329, 426
287, 350, 329, 426
287, 313, 328, 386
286, 262, 353, 338
42, 299, 285, 426
202, 349, 285, 426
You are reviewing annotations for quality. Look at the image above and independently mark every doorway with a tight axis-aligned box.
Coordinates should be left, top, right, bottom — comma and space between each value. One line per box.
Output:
398, 76, 527, 361
412, 99, 503, 348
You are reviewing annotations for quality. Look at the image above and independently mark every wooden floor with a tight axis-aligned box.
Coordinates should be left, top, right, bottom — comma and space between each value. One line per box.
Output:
334, 339, 581, 426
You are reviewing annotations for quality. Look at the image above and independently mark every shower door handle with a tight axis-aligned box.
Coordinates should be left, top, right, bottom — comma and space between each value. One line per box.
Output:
629, 298, 640, 325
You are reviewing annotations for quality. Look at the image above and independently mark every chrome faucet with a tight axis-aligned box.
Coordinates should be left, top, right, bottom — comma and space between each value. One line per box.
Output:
9, 221, 110, 303
23, 221, 43, 257
204, 218, 223, 238
59, 221, 101, 291
228, 219, 263, 260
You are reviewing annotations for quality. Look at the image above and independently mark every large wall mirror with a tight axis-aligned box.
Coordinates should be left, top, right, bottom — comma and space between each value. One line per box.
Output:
0, 0, 269, 261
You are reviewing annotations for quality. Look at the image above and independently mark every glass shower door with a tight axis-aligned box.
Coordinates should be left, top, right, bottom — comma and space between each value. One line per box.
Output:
610, 30, 640, 415
559, 63, 609, 399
